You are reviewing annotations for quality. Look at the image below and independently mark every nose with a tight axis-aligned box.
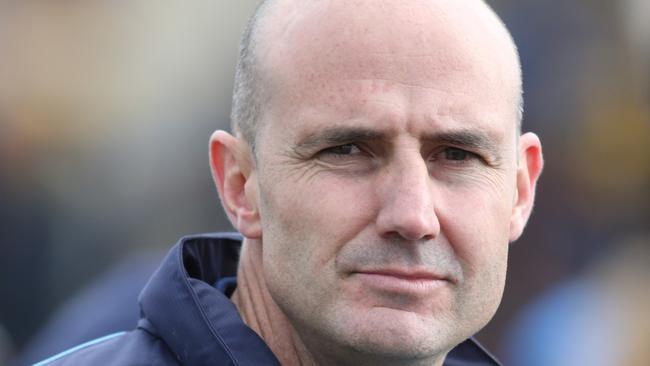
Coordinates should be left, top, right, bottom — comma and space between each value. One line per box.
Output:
375, 155, 440, 241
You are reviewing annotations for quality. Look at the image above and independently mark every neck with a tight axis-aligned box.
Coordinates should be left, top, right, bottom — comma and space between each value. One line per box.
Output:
231, 239, 317, 366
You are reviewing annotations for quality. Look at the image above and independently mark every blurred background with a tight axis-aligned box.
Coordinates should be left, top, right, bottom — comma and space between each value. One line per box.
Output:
0, 1, 648, 365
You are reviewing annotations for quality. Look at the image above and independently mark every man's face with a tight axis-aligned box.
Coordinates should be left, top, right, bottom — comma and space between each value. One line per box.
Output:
248, 0, 524, 362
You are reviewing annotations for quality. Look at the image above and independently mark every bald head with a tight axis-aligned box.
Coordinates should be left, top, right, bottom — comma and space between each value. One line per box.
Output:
231, 0, 522, 151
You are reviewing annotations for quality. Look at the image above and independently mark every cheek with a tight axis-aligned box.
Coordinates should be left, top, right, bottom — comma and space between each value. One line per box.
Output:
261, 175, 373, 242
436, 180, 512, 280
257, 171, 378, 316
435, 185, 511, 326
258, 171, 377, 271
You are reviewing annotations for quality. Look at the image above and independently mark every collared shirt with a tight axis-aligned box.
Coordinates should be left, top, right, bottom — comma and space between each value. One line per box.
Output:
35, 233, 501, 366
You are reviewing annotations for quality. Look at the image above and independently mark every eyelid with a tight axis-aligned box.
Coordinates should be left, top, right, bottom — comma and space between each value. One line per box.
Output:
429, 146, 483, 163
325, 140, 376, 153
447, 146, 479, 155
313, 143, 381, 174
320, 143, 362, 156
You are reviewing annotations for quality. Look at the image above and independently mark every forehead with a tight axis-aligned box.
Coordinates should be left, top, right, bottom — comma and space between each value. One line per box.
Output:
257, 0, 520, 142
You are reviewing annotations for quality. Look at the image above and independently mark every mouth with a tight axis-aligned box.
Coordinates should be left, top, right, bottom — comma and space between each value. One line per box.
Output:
350, 268, 452, 295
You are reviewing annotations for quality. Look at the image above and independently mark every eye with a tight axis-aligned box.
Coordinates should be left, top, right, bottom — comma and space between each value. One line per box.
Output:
432, 147, 483, 165
320, 143, 363, 157
316, 143, 375, 171
443, 147, 473, 161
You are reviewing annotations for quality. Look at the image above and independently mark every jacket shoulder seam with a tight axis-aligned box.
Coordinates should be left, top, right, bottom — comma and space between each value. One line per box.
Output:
32, 332, 126, 365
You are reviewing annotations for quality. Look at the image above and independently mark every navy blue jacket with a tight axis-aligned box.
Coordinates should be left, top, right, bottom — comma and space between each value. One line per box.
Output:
35, 233, 501, 365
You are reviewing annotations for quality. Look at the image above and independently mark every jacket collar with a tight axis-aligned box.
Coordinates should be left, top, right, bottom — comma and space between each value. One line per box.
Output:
138, 233, 501, 366
138, 233, 280, 365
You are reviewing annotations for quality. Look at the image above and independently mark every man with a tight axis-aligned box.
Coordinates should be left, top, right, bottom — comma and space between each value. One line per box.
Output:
36, 0, 543, 365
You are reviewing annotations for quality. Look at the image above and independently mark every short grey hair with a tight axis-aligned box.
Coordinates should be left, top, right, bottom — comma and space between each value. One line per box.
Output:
230, 1, 276, 153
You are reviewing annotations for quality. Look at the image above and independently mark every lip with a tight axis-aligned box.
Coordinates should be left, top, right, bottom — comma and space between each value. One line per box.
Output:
350, 269, 451, 294
359, 269, 445, 280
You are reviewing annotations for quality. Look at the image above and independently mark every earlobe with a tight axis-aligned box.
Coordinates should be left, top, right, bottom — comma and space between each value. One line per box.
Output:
209, 130, 262, 239
509, 132, 543, 242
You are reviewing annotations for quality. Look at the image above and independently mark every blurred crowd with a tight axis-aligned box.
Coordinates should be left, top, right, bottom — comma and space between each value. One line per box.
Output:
0, 1, 648, 365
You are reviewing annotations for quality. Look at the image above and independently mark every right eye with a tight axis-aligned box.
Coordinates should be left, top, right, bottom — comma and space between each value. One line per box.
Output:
320, 143, 363, 157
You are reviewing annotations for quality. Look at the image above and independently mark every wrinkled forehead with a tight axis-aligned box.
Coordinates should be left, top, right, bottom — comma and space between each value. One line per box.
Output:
256, 0, 521, 133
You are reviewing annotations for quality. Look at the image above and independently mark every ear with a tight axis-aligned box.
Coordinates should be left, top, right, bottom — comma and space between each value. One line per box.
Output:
209, 130, 262, 239
509, 132, 543, 242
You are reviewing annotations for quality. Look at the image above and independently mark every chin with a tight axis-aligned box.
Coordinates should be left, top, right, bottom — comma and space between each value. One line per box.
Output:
332, 306, 462, 360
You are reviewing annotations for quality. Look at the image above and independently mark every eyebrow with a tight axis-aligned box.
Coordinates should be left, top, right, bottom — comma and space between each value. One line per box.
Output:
424, 130, 500, 154
295, 127, 389, 150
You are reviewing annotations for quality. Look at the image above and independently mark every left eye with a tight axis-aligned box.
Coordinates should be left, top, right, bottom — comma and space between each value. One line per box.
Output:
442, 147, 474, 161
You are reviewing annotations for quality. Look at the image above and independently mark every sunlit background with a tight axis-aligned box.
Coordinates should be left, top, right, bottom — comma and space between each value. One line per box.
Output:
1, 1, 648, 365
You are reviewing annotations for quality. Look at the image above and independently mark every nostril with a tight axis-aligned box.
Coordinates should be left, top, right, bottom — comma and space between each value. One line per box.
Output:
398, 225, 436, 242
379, 210, 439, 241
381, 228, 436, 243
421, 233, 435, 241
